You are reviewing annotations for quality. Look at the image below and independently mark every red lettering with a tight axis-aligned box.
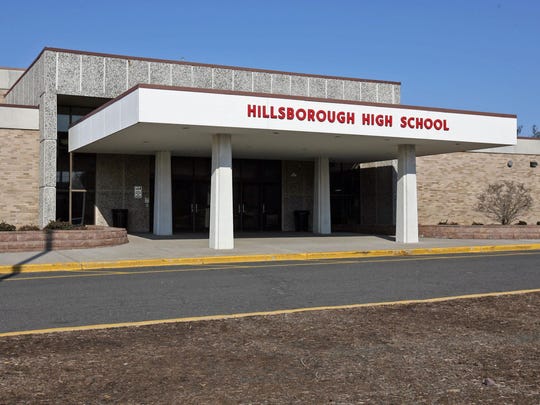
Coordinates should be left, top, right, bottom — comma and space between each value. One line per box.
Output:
296, 108, 306, 121
424, 118, 433, 129
337, 112, 345, 124
307, 109, 315, 122
407, 117, 415, 128
316, 110, 326, 122
262, 106, 270, 119
247, 104, 257, 118
434, 119, 442, 130
287, 108, 294, 120
327, 111, 336, 123
443, 119, 449, 131
346, 112, 355, 124
385, 115, 393, 127
400, 116, 407, 128
270, 106, 277, 119
278, 107, 285, 119
362, 113, 372, 125
415, 117, 423, 129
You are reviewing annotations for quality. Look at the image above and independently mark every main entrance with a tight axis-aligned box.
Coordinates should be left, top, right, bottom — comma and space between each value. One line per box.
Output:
172, 157, 281, 232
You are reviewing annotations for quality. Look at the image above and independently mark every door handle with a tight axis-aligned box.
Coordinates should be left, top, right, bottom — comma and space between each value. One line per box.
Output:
190, 203, 194, 213
262, 204, 266, 214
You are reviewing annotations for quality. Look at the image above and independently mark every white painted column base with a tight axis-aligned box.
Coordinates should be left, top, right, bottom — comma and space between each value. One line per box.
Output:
313, 157, 331, 234
209, 134, 234, 249
396, 144, 419, 243
153, 151, 173, 236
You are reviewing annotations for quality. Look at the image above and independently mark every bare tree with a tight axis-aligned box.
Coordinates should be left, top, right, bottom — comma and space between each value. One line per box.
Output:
476, 181, 533, 225
533, 124, 540, 138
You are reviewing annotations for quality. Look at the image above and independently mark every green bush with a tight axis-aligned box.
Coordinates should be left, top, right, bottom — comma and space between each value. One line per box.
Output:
18, 224, 41, 231
44, 220, 86, 231
0, 221, 16, 231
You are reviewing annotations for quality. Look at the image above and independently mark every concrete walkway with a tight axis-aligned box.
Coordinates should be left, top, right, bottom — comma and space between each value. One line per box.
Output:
1, 232, 540, 271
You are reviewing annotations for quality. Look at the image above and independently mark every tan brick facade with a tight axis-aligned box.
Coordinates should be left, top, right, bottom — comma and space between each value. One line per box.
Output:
417, 152, 540, 225
0, 128, 40, 226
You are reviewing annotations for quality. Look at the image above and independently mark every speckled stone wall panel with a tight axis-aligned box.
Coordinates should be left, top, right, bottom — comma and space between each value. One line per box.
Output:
326, 79, 343, 100
36, 56, 45, 104
361, 82, 377, 102
377, 83, 394, 103
128, 59, 149, 89
416, 152, 540, 225
393, 85, 401, 104
104, 58, 127, 97
232, 70, 252, 92
150, 62, 171, 85
290, 75, 309, 96
271, 74, 290, 95
40, 92, 57, 141
0, 129, 39, 226
171, 64, 192, 87
193, 66, 213, 89
212, 68, 233, 90
81, 55, 105, 97
57, 52, 81, 94
343, 81, 360, 101
39, 139, 57, 188
308, 77, 326, 98
282, 160, 314, 231
43, 51, 57, 93
39, 186, 56, 227
253, 72, 271, 93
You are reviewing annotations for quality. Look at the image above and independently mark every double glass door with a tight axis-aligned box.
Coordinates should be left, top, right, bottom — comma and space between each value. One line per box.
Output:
171, 157, 281, 233
172, 157, 210, 232
233, 160, 281, 232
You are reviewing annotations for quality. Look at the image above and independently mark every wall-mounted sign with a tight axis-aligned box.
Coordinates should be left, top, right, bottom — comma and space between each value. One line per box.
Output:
134, 186, 142, 199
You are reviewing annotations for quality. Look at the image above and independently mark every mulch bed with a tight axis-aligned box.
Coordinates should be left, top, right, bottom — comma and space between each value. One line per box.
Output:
1, 293, 539, 403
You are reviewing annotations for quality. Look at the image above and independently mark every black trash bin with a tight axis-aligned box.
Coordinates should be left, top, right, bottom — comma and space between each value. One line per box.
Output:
112, 209, 128, 229
293, 210, 310, 232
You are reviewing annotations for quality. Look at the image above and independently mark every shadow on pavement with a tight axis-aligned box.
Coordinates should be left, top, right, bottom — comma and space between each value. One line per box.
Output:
0, 232, 53, 282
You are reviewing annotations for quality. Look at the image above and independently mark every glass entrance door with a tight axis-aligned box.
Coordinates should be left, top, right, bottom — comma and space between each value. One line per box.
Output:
233, 159, 282, 232
172, 157, 211, 233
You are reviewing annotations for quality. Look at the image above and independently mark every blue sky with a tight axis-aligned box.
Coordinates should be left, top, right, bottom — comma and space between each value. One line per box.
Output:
2, 0, 538, 135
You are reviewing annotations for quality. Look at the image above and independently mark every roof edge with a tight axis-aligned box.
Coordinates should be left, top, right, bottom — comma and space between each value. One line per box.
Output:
71, 83, 517, 129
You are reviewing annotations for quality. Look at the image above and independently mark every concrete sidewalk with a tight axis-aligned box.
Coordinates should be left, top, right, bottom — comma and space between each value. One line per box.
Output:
1, 232, 540, 272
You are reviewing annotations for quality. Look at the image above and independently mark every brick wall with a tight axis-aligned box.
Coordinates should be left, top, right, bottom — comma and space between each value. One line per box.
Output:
417, 152, 540, 225
0, 129, 40, 226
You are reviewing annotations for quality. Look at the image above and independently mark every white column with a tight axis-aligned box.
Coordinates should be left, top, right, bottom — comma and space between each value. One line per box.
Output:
209, 134, 234, 249
153, 151, 173, 236
396, 145, 419, 243
313, 157, 331, 234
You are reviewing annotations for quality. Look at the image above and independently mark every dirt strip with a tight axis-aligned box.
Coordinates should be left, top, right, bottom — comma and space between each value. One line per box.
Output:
1, 293, 539, 404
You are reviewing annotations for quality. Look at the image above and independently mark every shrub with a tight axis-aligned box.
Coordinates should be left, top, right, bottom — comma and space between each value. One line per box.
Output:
0, 221, 16, 231
476, 181, 533, 225
44, 220, 86, 231
18, 224, 41, 231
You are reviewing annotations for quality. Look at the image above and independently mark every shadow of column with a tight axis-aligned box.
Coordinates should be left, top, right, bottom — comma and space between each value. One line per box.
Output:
0, 231, 54, 282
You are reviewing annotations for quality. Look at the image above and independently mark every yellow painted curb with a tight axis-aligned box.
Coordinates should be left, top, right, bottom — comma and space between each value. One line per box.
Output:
1, 243, 540, 275
1, 288, 539, 338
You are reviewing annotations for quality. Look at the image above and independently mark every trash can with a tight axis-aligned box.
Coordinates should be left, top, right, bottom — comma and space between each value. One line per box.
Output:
112, 209, 128, 229
294, 210, 310, 232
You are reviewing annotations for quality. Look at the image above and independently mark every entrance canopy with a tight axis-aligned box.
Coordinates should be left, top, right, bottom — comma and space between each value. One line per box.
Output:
69, 84, 516, 159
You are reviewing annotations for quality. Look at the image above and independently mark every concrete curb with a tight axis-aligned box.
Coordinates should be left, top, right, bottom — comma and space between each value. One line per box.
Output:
1, 243, 540, 275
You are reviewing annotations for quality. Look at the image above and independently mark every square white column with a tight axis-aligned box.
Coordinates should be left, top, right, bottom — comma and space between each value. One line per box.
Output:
209, 134, 234, 249
313, 157, 331, 234
153, 151, 173, 236
396, 145, 419, 243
